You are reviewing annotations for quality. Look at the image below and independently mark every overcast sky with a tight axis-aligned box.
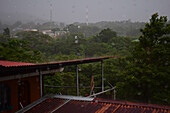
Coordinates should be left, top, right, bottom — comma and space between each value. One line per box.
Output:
0, 0, 170, 23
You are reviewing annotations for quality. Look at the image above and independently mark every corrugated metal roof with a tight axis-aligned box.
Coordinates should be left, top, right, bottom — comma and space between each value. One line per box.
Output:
36, 56, 118, 68
0, 56, 117, 68
25, 98, 66, 113
0, 56, 117, 76
93, 98, 170, 112
0, 61, 36, 67
18, 95, 170, 113
0, 56, 119, 80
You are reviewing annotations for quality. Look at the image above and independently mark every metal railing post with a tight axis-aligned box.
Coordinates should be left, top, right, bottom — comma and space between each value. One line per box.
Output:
76, 65, 79, 96
39, 70, 43, 98
101, 60, 104, 91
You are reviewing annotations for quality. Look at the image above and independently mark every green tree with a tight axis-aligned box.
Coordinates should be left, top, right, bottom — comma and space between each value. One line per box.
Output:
94, 28, 117, 43
0, 38, 42, 63
64, 24, 79, 34
117, 13, 170, 105
44, 74, 63, 94
3, 27, 10, 36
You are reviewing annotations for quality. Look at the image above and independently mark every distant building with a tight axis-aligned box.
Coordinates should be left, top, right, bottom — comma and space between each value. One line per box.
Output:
12, 28, 24, 32
42, 30, 55, 38
24, 29, 38, 32
41, 30, 51, 35
41, 29, 67, 38
54, 30, 67, 37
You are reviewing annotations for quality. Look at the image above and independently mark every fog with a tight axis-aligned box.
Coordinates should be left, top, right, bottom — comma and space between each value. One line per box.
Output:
0, 0, 170, 24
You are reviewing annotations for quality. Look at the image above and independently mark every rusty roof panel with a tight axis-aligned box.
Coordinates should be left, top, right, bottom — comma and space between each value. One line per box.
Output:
93, 98, 170, 110
25, 98, 65, 113
18, 95, 170, 113
55, 100, 106, 113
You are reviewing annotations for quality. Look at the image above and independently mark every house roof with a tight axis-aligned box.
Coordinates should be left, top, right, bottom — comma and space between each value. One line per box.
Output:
0, 61, 36, 67
16, 95, 170, 113
0, 56, 117, 68
0, 56, 117, 76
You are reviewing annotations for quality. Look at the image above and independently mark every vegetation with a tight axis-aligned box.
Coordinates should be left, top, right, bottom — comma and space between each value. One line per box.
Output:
0, 35, 42, 63
0, 13, 169, 105
116, 13, 170, 105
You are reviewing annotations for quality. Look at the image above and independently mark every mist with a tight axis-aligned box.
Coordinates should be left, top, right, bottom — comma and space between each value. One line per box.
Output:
0, 0, 170, 24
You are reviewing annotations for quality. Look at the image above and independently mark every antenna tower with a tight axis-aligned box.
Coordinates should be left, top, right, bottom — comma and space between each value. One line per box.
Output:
50, 4, 52, 29
86, 5, 89, 26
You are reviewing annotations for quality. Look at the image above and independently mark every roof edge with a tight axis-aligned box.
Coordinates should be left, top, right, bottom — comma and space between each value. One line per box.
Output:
53, 95, 94, 101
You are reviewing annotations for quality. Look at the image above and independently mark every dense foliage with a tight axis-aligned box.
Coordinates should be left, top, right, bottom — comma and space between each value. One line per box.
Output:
0, 35, 42, 62
0, 13, 169, 105
116, 13, 170, 105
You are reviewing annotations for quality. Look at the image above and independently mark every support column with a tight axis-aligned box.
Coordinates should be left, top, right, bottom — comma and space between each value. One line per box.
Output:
39, 70, 43, 98
101, 60, 104, 91
76, 65, 79, 96
114, 88, 116, 100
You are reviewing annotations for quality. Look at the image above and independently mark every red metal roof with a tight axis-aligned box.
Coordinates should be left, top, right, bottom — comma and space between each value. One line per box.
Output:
0, 56, 117, 68
0, 61, 36, 67
38, 56, 117, 65
0, 56, 117, 78
18, 95, 170, 113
